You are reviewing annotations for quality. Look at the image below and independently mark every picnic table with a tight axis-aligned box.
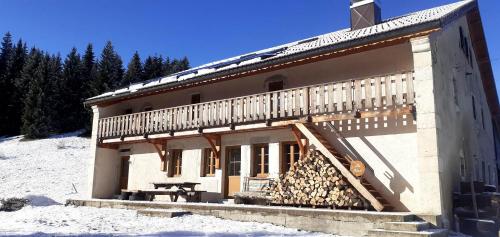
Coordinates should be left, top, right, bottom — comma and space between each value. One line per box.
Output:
152, 182, 200, 192
120, 182, 206, 202
121, 181, 206, 202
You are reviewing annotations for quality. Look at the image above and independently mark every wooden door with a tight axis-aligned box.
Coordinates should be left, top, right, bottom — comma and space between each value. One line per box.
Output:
225, 147, 241, 198
120, 156, 130, 190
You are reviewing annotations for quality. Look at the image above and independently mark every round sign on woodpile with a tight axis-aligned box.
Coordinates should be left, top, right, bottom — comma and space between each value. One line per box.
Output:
350, 161, 365, 177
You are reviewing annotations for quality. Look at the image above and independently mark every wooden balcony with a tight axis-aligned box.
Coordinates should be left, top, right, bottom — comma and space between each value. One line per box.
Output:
97, 71, 415, 140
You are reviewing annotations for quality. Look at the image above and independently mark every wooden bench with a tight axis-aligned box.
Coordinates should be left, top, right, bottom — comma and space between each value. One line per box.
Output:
120, 189, 206, 202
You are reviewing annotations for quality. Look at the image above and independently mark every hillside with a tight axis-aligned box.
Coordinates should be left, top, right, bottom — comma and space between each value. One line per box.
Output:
0, 133, 332, 236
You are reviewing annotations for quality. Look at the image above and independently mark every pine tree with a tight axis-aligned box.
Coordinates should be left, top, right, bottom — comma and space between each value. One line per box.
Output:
4, 40, 28, 135
97, 41, 124, 90
21, 51, 51, 138
143, 55, 164, 80
172, 56, 190, 73
45, 54, 63, 132
0, 32, 14, 135
124, 51, 143, 84
0, 32, 13, 77
162, 57, 172, 76
80, 44, 98, 135
58, 48, 82, 132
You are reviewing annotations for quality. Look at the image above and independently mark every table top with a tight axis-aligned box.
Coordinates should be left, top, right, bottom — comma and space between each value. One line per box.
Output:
152, 182, 201, 185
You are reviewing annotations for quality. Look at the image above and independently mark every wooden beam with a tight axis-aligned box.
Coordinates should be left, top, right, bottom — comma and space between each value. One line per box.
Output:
291, 126, 307, 158
305, 106, 414, 124
203, 134, 221, 169
97, 143, 119, 150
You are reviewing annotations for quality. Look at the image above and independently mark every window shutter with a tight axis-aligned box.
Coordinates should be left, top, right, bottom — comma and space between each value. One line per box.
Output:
200, 150, 206, 177
167, 150, 174, 177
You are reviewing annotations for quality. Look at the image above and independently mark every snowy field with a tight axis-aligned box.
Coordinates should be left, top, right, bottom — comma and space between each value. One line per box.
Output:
0, 133, 335, 236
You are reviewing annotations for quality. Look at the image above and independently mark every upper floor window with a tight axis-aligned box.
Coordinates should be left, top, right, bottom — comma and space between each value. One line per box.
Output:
459, 26, 473, 67
268, 81, 284, 92
472, 96, 477, 120
191, 93, 201, 104
253, 144, 269, 177
481, 108, 485, 129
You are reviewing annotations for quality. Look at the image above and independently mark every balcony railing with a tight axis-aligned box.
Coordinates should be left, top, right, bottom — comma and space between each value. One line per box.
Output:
97, 71, 414, 139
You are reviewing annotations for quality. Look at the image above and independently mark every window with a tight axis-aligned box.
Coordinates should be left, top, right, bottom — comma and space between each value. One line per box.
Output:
253, 144, 269, 177
170, 150, 182, 177
268, 81, 284, 92
191, 93, 201, 104
452, 77, 459, 106
482, 161, 486, 182
460, 155, 466, 178
203, 149, 217, 176
282, 142, 300, 173
459, 27, 464, 49
472, 96, 477, 120
481, 108, 485, 129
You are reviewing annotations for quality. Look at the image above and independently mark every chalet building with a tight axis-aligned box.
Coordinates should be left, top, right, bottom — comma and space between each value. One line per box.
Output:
84, 0, 498, 228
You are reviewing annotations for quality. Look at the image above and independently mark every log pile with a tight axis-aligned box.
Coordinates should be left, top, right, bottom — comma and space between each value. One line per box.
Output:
270, 149, 366, 208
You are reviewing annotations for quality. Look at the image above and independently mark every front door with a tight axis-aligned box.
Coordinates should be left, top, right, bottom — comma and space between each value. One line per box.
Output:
225, 147, 241, 198
120, 156, 130, 190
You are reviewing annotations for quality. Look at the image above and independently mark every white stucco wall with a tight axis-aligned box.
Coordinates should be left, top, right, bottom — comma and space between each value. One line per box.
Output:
427, 15, 498, 226
114, 129, 294, 201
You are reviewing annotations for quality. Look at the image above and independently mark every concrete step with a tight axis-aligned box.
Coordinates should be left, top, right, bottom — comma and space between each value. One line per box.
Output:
137, 209, 191, 218
384, 222, 430, 231
222, 199, 235, 204
368, 229, 448, 237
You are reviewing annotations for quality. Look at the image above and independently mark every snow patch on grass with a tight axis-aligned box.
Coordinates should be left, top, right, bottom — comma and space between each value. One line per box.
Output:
0, 133, 337, 236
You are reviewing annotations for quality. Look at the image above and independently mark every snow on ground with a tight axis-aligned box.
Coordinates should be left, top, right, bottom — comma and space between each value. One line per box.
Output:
0, 133, 335, 236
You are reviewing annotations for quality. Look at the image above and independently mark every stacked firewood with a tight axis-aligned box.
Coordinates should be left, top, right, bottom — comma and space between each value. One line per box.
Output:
270, 149, 366, 208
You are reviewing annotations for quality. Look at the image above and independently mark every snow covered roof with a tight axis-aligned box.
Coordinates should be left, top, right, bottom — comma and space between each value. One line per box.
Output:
86, 0, 475, 105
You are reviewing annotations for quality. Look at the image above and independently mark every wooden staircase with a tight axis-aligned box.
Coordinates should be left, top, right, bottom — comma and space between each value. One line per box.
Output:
294, 122, 391, 211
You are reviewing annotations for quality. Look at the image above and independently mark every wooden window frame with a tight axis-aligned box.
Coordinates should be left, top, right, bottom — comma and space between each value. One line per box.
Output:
171, 149, 182, 177
281, 142, 300, 174
252, 144, 269, 178
202, 148, 216, 177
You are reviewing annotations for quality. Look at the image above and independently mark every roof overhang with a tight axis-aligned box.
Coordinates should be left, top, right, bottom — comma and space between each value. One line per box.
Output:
85, 1, 477, 107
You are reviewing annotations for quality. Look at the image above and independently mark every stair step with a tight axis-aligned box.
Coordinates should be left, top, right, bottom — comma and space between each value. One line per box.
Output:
383, 222, 430, 232
368, 229, 448, 237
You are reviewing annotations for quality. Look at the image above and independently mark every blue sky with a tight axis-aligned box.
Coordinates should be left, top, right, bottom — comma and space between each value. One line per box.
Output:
0, 0, 498, 87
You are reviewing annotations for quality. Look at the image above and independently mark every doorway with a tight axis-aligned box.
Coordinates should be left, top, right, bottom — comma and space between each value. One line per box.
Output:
120, 156, 130, 190
225, 146, 241, 198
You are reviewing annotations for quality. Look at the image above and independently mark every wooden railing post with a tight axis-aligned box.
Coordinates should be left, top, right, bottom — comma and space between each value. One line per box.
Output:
96, 72, 415, 140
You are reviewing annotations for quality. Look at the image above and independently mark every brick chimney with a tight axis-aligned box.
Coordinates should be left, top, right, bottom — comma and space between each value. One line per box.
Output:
350, 0, 382, 30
